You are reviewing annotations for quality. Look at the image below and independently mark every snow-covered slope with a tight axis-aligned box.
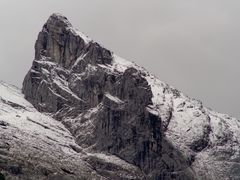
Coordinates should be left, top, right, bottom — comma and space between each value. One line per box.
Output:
112, 55, 240, 179
87, 53, 240, 179
0, 81, 144, 179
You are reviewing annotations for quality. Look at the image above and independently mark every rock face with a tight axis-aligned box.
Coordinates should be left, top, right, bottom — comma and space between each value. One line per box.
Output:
0, 81, 144, 180
19, 13, 240, 179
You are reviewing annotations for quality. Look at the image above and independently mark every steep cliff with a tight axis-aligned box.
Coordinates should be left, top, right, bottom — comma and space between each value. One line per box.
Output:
18, 13, 240, 179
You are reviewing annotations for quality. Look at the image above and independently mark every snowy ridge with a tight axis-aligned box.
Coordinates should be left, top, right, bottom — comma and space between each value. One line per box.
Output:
74, 29, 92, 44
93, 52, 240, 150
0, 81, 32, 109
106, 53, 240, 178
50, 13, 91, 45
67, 26, 92, 45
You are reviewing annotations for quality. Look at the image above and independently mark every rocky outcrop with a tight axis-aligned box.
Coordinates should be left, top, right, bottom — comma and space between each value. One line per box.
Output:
21, 13, 240, 180
0, 81, 144, 180
34, 13, 112, 68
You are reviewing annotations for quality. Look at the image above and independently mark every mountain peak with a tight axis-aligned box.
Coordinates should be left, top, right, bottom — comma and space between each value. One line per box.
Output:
34, 14, 111, 69
46, 13, 72, 29
20, 14, 240, 179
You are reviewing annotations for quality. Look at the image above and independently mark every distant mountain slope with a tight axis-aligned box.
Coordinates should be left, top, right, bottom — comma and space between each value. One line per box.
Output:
1, 13, 240, 180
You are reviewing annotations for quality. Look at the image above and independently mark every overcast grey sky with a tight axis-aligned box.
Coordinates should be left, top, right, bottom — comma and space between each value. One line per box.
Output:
0, 0, 239, 118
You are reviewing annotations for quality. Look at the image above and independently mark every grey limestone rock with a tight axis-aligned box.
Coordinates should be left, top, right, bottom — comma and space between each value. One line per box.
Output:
20, 13, 240, 180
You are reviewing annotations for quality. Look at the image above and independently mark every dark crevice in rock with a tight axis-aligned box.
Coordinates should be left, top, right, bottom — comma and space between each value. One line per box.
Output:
1, 99, 26, 110
0, 121, 9, 127
162, 109, 173, 132
189, 124, 212, 152
0, 173, 5, 180
61, 168, 75, 175
26, 117, 50, 130
8, 165, 22, 175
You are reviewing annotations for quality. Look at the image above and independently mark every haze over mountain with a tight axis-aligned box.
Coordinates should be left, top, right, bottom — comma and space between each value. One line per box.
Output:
0, 13, 240, 180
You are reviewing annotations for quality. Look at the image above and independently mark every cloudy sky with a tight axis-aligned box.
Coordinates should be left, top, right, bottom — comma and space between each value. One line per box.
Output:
0, 0, 239, 118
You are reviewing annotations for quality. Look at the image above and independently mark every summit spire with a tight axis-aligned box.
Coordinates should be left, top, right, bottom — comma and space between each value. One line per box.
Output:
34, 13, 111, 69
34, 13, 89, 68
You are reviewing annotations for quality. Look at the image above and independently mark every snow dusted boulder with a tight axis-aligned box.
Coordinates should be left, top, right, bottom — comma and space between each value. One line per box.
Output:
22, 13, 240, 179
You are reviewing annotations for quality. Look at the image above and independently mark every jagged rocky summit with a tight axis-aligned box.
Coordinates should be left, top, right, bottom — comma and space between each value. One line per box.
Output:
1, 13, 240, 180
